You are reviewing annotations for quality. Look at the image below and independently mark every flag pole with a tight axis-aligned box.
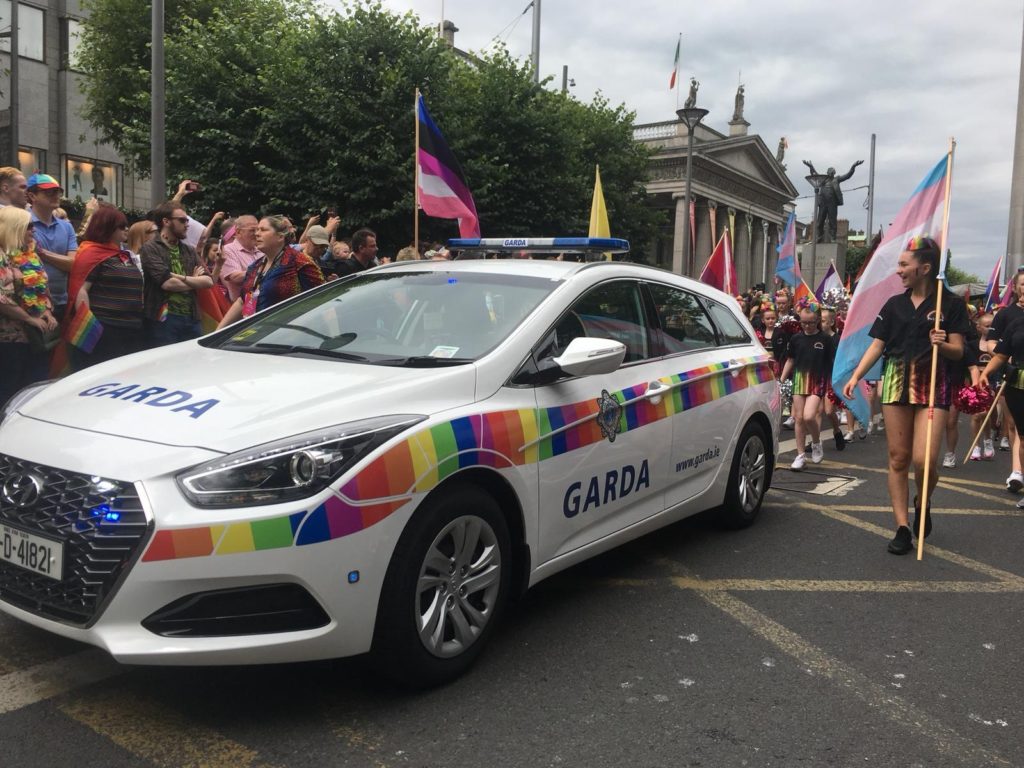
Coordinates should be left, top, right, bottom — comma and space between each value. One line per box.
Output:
917, 137, 957, 561
962, 380, 1006, 464
413, 88, 421, 254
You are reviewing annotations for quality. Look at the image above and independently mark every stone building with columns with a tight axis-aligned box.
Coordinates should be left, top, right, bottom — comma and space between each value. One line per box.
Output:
633, 114, 797, 290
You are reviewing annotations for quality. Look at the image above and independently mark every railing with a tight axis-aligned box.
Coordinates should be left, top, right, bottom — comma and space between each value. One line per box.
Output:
633, 120, 679, 141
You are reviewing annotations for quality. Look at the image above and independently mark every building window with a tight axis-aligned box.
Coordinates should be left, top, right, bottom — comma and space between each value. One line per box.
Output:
17, 146, 44, 174
63, 156, 121, 206
63, 17, 83, 71
0, 2, 46, 62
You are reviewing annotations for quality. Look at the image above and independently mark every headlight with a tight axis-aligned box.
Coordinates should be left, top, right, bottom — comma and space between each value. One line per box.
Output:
176, 415, 425, 508
1, 380, 54, 427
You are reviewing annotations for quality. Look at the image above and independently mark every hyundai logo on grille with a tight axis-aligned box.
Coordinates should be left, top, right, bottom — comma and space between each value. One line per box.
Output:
2, 472, 45, 508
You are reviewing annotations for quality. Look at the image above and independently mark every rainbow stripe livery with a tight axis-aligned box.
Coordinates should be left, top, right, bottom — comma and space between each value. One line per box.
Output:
143, 355, 774, 562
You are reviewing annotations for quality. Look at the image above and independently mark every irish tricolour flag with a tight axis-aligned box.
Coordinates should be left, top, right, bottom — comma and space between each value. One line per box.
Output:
831, 154, 952, 425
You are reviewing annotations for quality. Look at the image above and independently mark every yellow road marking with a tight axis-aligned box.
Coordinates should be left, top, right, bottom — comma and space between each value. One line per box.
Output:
0, 649, 125, 715
694, 588, 1014, 768
60, 685, 279, 768
828, 504, 1018, 517
792, 501, 1024, 583
669, 577, 1023, 593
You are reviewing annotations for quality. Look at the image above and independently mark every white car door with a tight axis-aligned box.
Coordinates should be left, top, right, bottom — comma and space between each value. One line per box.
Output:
521, 279, 674, 564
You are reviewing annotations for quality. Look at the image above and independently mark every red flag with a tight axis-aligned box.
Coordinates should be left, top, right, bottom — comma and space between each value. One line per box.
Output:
699, 230, 736, 295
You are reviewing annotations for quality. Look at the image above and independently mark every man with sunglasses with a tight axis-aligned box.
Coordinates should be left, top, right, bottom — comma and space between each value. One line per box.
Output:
27, 173, 78, 323
139, 201, 214, 347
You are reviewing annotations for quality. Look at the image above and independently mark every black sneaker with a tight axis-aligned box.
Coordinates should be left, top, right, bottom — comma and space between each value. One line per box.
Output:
888, 526, 913, 555
834, 429, 846, 451
912, 495, 933, 539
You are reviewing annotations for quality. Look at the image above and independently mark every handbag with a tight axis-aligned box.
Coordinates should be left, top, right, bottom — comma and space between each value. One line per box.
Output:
25, 323, 61, 353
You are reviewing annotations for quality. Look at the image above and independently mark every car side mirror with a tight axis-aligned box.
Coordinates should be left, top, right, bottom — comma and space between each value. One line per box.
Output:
552, 337, 626, 378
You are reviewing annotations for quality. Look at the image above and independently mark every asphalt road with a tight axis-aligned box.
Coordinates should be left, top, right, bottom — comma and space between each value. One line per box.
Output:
1, 419, 1022, 768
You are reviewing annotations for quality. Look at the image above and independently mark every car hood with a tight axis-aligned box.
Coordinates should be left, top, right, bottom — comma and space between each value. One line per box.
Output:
17, 343, 478, 454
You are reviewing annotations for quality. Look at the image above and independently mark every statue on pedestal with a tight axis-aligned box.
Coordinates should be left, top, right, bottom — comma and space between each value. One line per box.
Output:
732, 85, 745, 122
776, 137, 787, 168
684, 78, 699, 109
802, 159, 864, 243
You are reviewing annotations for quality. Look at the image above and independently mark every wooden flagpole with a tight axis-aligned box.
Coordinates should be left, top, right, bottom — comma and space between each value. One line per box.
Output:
413, 88, 421, 254
917, 137, 957, 560
962, 380, 1006, 464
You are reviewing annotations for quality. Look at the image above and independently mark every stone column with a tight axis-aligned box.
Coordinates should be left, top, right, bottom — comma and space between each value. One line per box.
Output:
1008, 13, 1024, 281
672, 192, 687, 275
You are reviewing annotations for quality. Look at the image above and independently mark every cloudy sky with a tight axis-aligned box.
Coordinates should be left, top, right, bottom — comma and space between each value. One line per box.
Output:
359, 0, 1022, 279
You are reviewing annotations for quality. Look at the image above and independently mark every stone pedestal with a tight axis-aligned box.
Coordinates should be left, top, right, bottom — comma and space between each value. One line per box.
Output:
728, 118, 750, 137
796, 241, 846, 293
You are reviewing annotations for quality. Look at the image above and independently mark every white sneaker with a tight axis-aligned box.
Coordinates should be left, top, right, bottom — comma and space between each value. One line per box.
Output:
875, 416, 885, 433
1016, 497, 1024, 510
839, 412, 848, 426
983, 439, 995, 460
865, 422, 874, 436
790, 453, 806, 471
856, 426, 867, 440
970, 446, 982, 461
810, 442, 824, 464
1000, 436, 1011, 451
842, 430, 854, 443
1007, 471, 1024, 493
783, 416, 795, 429
942, 451, 957, 468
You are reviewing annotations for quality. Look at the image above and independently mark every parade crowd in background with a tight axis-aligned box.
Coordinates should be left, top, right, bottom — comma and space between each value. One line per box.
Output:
0, 170, 458, 407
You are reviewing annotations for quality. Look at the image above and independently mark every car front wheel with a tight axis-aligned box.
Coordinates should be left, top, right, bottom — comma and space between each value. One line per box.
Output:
373, 484, 511, 687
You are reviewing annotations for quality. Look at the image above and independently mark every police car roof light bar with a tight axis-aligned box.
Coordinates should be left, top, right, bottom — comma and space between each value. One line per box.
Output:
447, 237, 630, 256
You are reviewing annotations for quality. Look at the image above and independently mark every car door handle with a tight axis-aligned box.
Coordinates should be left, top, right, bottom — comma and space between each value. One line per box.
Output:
643, 380, 671, 404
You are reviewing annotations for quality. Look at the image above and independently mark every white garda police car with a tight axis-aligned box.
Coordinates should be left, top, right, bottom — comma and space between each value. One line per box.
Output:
0, 237, 779, 686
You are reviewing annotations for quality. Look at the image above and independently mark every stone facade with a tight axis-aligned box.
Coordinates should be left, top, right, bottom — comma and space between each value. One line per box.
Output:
0, 0, 150, 211
634, 116, 797, 290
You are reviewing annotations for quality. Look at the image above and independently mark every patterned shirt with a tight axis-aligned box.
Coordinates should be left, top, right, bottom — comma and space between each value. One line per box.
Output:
0, 259, 27, 344
241, 248, 325, 315
87, 254, 145, 329
10, 247, 52, 316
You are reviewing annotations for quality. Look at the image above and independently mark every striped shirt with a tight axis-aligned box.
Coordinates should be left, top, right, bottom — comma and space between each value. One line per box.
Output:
87, 255, 145, 328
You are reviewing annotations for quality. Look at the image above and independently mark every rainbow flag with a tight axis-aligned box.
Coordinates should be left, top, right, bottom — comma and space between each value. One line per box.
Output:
196, 287, 229, 334
832, 153, 952, 425
67, 306, 103, 353
416, 93, 480, 238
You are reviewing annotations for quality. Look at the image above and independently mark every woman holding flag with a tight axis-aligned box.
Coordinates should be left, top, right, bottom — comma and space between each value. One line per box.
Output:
841, 237, 969, 555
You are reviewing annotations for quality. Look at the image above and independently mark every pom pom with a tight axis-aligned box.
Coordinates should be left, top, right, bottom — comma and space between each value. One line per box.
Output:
780, 317, 801, 335
826, 388, 846, 411
821, 287, 849, 313
954, 384, 994, 415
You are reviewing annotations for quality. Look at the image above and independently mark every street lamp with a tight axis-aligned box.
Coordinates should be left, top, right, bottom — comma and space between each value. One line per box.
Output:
676, 106, 709, 276
805, 172, 829, 285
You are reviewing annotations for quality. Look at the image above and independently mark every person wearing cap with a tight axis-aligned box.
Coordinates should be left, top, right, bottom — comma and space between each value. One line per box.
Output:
27, 173, 78, 323
0, 167, 28, 209
300, 224, 331, 263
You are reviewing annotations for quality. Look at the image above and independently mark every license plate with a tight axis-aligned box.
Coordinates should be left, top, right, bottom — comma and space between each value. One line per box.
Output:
0, 523, 63, 581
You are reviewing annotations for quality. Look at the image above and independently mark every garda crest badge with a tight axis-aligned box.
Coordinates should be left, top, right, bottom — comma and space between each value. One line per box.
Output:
596, 390, 623, 443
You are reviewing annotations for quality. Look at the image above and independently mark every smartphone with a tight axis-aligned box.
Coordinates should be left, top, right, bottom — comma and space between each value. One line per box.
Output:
186, 182, 202, 193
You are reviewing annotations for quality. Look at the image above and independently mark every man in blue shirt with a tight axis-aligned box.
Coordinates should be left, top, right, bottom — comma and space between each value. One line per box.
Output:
27, 173, 78, 322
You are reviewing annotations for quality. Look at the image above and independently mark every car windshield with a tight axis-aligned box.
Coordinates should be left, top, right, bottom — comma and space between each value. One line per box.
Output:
211, 270, 559, 365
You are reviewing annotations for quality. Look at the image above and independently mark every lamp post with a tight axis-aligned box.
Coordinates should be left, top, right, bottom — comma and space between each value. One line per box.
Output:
805, 172, 829, 286
676, 106, 709, 276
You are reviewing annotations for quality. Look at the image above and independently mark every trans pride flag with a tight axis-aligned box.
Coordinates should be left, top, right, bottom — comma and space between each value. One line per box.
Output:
416, 93, 480, 238
774, 212, 800, 287
831, 154, 952, 425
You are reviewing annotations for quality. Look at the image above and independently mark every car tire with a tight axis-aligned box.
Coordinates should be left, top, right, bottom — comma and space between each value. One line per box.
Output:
372, 484, 511, 688
720, 420, 771, 529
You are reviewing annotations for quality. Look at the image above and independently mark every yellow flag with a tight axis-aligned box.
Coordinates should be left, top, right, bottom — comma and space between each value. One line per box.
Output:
589, 165, 611, 259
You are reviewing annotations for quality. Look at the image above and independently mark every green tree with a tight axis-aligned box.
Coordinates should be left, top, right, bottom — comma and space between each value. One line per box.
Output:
78, 0, 662, 255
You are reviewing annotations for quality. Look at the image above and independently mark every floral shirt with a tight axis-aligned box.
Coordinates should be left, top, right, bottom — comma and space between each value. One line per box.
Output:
0, 258, 28, 344
240, 247, 324, 316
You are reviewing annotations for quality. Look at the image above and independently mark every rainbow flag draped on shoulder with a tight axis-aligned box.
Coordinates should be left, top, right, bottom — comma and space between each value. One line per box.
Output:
831, 154, 952, 425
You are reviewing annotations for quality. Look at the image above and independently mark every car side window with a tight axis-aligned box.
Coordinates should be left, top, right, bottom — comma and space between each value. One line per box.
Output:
704, 299, 752, 346
647, 283, 717, 355
536, 280, 651, 363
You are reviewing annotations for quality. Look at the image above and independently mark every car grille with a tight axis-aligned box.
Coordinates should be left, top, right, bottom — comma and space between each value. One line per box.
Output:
0, 453, 151, 626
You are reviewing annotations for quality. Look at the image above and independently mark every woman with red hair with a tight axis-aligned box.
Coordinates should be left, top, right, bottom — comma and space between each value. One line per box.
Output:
66, 203, 144, 370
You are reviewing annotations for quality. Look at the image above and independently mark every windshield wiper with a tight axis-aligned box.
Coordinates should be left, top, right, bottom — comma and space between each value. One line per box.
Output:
254, 322, 331, 340
375, 356, 475, 367
222, 342, 370, 361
